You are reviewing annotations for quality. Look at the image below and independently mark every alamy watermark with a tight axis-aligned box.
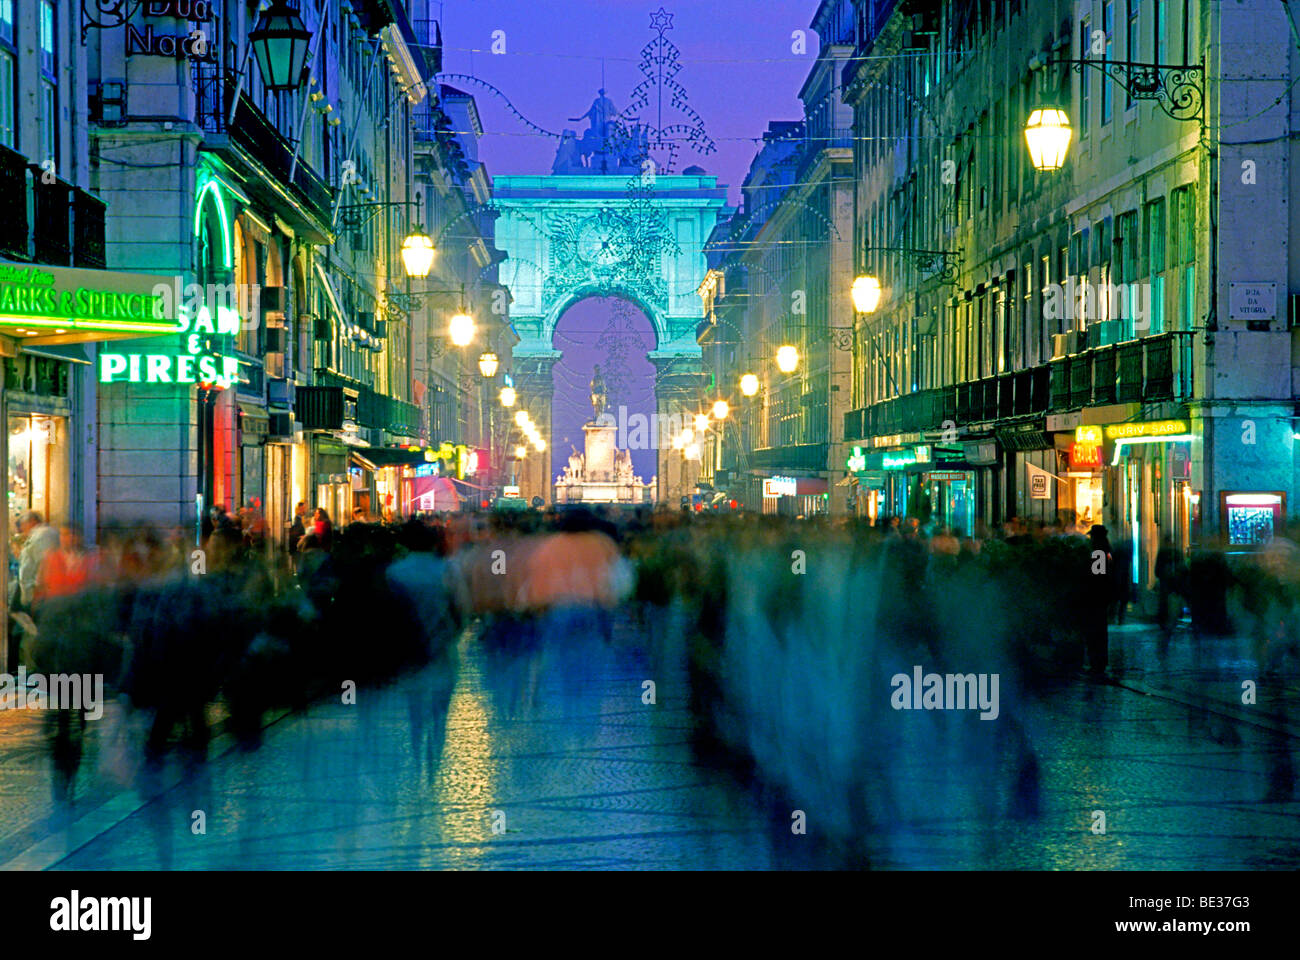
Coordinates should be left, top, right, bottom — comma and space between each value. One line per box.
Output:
1043, 278, 1153, 329
0, 668, 104, 720
595, 407, 701, 450
890, 665, 999, 720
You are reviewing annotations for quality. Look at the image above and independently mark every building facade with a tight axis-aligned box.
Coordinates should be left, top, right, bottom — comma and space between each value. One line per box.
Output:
700, 0, 856, 516
82, 0, 511, 540
833, 0, 1300, 595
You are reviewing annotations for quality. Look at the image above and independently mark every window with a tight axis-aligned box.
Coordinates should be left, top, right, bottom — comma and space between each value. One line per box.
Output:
1126, 1, 1140, 109
1023, 261, 1035, 365
1080, 18, 1091, 135
0, 0, 13, 148
1155, 0, 1169, 64
1040, 254, 1052, 349
39, 2, 55, 74
1102, 2, 1114, 124
39, 1, 57, 165
1145, 197, 1166, 274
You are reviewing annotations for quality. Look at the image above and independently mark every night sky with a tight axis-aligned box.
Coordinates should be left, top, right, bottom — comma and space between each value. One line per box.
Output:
438, 1, 815, 479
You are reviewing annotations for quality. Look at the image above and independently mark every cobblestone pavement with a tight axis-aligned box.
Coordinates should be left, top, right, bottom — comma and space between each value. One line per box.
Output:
0, 616, 1297, 870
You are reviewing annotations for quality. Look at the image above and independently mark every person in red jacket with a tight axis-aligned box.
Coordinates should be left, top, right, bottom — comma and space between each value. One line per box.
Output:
35, 526, 96, 604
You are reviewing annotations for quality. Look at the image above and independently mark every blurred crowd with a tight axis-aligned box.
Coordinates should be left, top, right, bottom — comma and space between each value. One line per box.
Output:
5, 499, 1300, 849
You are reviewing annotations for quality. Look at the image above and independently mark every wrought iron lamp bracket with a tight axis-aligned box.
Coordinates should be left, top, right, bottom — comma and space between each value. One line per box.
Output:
1051, 58, 1205, 122
863, 247, 961, 286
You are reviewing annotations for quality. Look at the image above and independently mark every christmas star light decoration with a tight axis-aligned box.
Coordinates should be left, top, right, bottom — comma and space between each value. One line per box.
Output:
649, 7, 674, 34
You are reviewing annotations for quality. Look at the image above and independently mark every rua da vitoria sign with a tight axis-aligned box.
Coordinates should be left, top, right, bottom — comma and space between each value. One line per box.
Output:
124, 0, 216, 62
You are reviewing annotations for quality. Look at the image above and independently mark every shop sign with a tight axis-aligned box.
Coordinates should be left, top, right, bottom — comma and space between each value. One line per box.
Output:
1046, 411, 1082, 432
1074, 425, 1103, 445
925, 471, 967, 482
124, 0, 216, 62
846, 446, 867, 472
1069, 443, 1102, 470
0, 262, 183, 335
1103, 419, 1188, 441
1228, 282, 1277, 321
1171, 443, 1191, 480
882, 450, 917, 470
763, 476, 798, 497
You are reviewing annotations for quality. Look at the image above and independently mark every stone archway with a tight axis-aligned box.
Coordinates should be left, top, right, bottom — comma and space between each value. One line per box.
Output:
549, 295, 659, 486
493, 172, 727, 503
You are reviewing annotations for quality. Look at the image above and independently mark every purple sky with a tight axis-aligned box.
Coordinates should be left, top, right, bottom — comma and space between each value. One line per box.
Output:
438, 0, 818, 201
551, 297, 658, 479
437, 1, 818, 481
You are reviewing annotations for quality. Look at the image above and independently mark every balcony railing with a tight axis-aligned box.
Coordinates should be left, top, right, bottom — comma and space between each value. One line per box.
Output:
193, 71, 334, 228
844, 332, 1194, 441
0, 148, 107, 268
0, 145, 28, 260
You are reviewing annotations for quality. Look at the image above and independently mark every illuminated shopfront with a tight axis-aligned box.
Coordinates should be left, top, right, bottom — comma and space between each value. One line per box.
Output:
8, 413, 69, 533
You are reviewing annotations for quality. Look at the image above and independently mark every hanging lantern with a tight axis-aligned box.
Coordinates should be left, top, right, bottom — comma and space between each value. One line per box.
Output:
448, 312, 475, 347
1024, 107, 1073, 172
478, 352, 499, 378
851, 275, 882, 313
249, 0, 313, 92
400, 229, 435, 278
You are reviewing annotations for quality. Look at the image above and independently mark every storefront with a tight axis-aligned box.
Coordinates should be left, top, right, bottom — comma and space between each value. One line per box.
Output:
0, 259, 183, 671
312, 436, 354, 526
348, 446, 433, 521
760, 475, 829, 517
922, 470, 976, 537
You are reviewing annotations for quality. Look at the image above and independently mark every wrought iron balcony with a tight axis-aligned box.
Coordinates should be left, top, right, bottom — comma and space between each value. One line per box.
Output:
193, 70, 334, 230
0, 145, 28, 260
842, 332, 1193, 442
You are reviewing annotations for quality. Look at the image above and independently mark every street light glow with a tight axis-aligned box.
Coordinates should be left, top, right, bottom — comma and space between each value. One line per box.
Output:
740, 373, 759, 397
694, 414, 709, 433
400, 231, 435, 278
1025, 107, 1072, 172
515, 410, 532, 428
478, 352, 499, 378
851, 275, 882, 313
500, 386, 517, 407
448, 312, 475, 346
776, 344, 798, 373
712, 400, 729, 420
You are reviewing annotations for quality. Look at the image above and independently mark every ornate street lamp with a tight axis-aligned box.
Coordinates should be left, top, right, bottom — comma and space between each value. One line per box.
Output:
776, 344, 799, 373
1024, 107, 1073, 172
478, 352, 499, 378
448, 312, 475, 347
400, 229, 435, 278
740, 373, 759, 397
249, 0, 312, 91
851, 275, 882, 314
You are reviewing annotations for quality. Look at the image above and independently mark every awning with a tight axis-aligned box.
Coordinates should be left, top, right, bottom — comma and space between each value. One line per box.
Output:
20, 343, 92, 364
350, 446, 431, 470
313, 262, 346, 325
410, 476, 460, 511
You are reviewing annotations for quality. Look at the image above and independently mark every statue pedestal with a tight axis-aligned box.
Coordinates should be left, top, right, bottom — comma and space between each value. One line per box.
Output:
583, 421, 617, 482
555, 419, 652, 505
